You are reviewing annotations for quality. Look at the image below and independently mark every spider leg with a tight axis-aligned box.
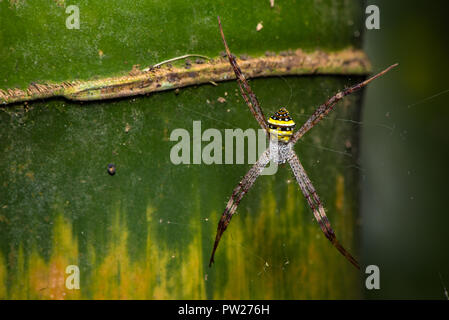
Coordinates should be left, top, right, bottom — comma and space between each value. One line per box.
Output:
287, 151, 360, 269
290, 63, 398, 145
217, 16, 269, 133
209, 148, 271, 267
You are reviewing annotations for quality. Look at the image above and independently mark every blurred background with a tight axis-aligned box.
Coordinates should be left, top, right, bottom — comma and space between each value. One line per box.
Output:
362, 0, 449, 299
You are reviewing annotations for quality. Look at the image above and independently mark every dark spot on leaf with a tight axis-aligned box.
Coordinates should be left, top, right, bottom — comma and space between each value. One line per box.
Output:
107, 164, 116, 176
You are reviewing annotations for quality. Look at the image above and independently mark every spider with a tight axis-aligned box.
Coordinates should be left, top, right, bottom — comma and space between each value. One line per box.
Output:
209, 16, 398, 270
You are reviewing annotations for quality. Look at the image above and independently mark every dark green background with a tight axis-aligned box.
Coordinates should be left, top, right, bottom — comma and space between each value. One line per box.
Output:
362, 0, 449, 299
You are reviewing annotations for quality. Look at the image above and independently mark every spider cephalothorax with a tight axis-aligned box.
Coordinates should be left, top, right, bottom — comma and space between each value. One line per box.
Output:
268, 107, 296, 164
210, 16, 398, 270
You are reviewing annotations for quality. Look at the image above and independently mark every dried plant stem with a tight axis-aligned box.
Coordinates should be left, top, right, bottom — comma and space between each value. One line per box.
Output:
0, 48, 371, 105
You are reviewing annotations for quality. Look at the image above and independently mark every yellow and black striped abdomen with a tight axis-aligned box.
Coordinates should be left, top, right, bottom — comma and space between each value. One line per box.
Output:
267, 107, 295, 142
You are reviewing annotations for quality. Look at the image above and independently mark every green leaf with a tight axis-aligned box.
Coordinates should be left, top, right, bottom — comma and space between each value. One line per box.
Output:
0, 0, 365, 299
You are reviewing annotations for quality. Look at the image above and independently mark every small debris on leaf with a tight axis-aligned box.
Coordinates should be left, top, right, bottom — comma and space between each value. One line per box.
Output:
107, 164, 116, 176
256, 22, 263, 31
